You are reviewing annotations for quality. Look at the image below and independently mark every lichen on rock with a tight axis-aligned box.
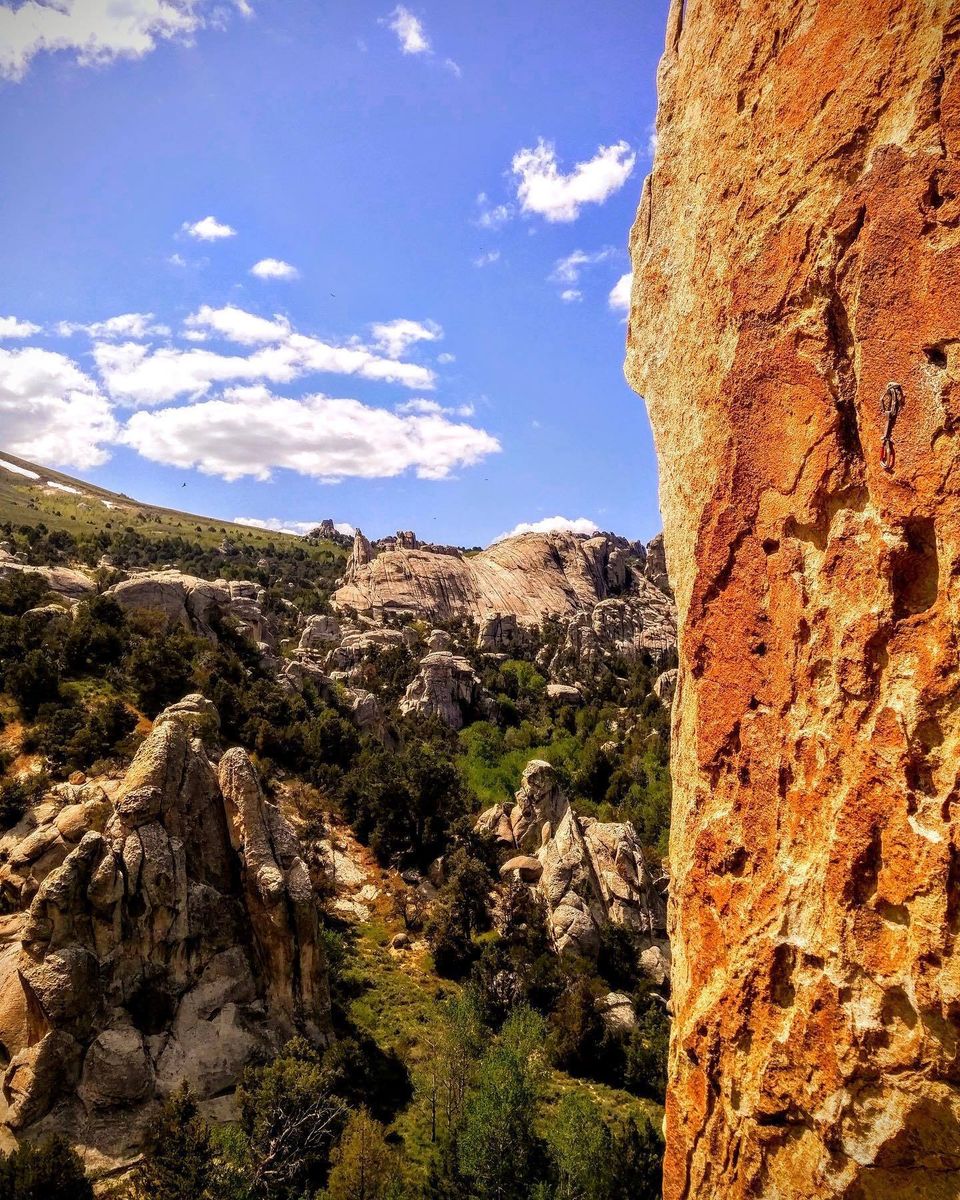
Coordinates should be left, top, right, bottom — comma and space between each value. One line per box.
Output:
627, 2, 960, 1196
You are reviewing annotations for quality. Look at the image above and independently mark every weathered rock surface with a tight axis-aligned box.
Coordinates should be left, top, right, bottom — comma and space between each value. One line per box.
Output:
479, 761, 666, 957
0, 550, 94, 602
0, 696, 330, 1167
335, 530, 671, 630
627, 3, 960, 1196
106, 571, 272, 645
398, 650, 485, 731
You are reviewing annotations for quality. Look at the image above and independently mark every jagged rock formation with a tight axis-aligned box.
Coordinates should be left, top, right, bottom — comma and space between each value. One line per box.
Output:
398, 650, 486, 731
0, 548, 95, 602
107, 572, 274, 647
478, 761, 666, 958
627, 3, 960, 1196
0, 696, 330, 1173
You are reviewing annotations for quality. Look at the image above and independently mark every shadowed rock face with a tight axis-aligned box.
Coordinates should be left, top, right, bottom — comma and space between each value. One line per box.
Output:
627, 2, 960, 1197
0, 696, 331, 1173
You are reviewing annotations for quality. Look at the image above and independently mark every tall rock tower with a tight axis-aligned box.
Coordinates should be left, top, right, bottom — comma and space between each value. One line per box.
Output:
627, 2, 960, 1196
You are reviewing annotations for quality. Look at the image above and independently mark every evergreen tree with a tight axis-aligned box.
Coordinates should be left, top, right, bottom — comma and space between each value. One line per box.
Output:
133, 1084, 212, 1200
0, 1135, 93, 1200
325, 1108, 396, 1200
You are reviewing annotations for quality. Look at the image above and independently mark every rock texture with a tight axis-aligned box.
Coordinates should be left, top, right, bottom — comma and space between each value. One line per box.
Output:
0, 696, 330, 1169
478, 761, 666, 958
399, 650, 486, 731
335, 530, 669, 627
627, 3, 960, 1197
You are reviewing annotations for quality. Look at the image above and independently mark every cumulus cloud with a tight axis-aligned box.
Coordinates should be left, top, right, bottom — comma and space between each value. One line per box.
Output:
121, 386, 501, 482
0, 0, 251, 82
608, 272, 633, 312
0, 346, 118, 469
0, 317, 41, 338
182, 215, 236, 241
185, 304, 292, 345
511, 139, 636, 222
250, 258, 299, 281
370, 318, 442, 358
234, 516, 357, 537
494, 515, 600, 543
382, 5, 430, 54
59, 312, 170, 339
90, 305, 436, 405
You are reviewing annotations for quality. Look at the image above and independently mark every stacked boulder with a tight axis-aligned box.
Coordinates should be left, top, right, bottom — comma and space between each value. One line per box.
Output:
0, 696, 331, 1167
477, 760, 667, 959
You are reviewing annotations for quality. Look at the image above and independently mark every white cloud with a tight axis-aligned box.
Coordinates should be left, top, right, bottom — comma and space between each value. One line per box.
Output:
0, 317, 41, 338
0, 0, 251, 82
0, 347, 118, 469
443, 57, 461, 77
59, 312, 170, 339
494, 516, 600, 543
182, 215, 236, 241
234, 516, 357, 537
94, 332, 436, 406
250, 258, 300, 281
370, 317, 442, 358
646, 126, 658, 158
512, 139, 636, 222
121, 386, 501, 482
609, 272, 633, 312
185, 304, 291, 345
473, 249, 500, 268
436, 352, 455, 364
475, 193, 513, 229
382, 5, 430, 54
549, 248, 614, 285
560, 289, 582, 303
396, 397, 474, 418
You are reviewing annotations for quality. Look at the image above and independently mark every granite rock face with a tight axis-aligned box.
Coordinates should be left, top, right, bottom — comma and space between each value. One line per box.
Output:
0, 696, 331, 1167
478, 761, 666, 958
627, 3, 960, 1197
335, 530, 669, 626
398, 650, 485, 731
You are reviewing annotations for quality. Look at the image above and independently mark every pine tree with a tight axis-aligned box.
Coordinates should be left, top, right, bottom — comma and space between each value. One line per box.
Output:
0, 1135, 93, 1200
325, 1108, 396, 1200
134, 1083, 212, 1200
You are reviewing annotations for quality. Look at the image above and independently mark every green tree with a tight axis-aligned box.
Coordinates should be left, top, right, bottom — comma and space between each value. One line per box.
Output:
325, 1108, 397, 1200
456, 1008, 547, 1200
133, 1083, 212, 1200
545, 1092, 612, 1200
608, 1117, 663, 1200
237, 1037, 345, 1200
0, 1135, 93, 1200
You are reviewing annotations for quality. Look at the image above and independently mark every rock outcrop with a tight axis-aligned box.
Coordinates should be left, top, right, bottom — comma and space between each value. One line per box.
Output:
0, 696, 331, 1170
334, 530, 670, 628
478, 761, 666, 958
106, 571, 273, 646
399, 650, 485, 731
627, 3, 960, 1196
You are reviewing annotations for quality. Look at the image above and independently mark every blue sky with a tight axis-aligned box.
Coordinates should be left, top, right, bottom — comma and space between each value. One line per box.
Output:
0, 0, 669, 546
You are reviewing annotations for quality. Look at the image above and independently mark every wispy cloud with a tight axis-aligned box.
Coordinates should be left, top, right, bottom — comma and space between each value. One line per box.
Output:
59, 312, 170, 339
473, 249, 501, 268
182, 215, 236, 241
382, 5, 430, 54
0, 0, 252, 82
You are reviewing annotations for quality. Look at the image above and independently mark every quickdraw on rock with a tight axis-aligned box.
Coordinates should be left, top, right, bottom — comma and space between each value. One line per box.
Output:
880, 382, 904, 471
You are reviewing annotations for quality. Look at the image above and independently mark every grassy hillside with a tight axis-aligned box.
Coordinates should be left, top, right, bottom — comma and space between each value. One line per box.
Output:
0, 449, 335, 555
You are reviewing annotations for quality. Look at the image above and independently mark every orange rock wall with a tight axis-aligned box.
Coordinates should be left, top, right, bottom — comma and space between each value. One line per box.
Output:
626, 2, 960, 1196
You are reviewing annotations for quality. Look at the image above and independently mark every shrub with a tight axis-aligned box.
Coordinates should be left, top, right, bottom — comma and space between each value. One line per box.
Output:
0, 1135, 93, 1200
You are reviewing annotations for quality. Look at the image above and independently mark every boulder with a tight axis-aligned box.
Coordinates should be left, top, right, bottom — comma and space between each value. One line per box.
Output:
499, 855, 543, 883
